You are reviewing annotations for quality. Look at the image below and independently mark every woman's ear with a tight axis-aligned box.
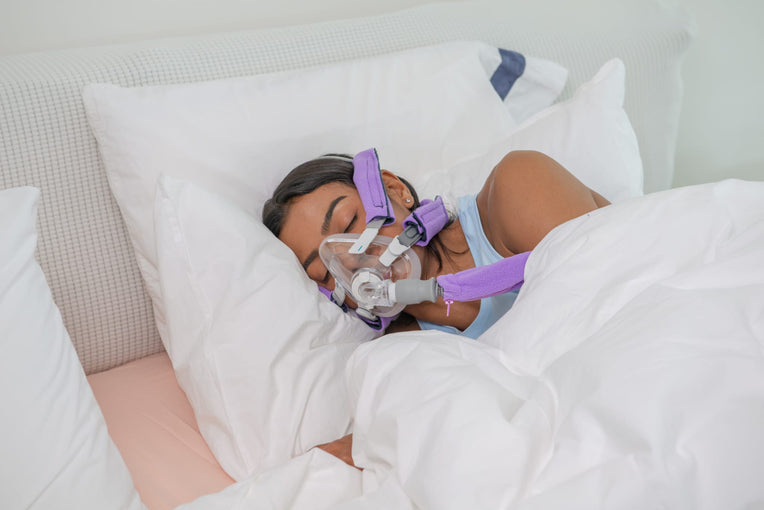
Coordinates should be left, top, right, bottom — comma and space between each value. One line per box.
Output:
380, 170, 414, 208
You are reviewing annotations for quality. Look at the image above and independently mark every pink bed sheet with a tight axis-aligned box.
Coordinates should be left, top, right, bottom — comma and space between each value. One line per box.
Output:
88, 352, 234, 509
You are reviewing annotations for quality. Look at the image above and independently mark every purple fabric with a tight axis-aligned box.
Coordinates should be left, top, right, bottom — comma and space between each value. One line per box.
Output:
437, 251, 531, 303
359, 313, 396, 332
317, 284, 347, 312
319, 283, 394, 329
403, 196, 450, 246
317, 285, 333, 300
353, 148, 395, 226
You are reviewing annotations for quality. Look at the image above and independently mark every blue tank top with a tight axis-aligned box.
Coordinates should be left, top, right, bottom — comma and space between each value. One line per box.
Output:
416, 194, 519, 339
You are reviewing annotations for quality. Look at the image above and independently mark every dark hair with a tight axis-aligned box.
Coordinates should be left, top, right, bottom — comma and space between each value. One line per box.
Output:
263, 155, 356, 237
262, 154, 454, 272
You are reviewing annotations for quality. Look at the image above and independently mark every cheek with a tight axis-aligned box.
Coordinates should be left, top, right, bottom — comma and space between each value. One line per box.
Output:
392, 201, 414, 228
305, 258, 329, 283
379, 216, 408, 238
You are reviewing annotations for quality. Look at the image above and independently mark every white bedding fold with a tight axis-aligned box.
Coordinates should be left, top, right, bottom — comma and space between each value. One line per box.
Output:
177, 449, 362, 510
185, 180, 764, 510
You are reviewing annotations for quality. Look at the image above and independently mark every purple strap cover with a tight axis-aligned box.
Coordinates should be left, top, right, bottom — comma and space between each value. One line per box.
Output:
353, 148, 395, 226
437, 251, 531, 303
317, 284, 333, 300
317, 285, 347, 312
403, 196, 450, 246
319, 284, 392, 330
360, 314, 396, 332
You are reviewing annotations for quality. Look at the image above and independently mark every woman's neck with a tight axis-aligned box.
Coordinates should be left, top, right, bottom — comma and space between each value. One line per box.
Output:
416, 218, 474, 279
405, 219, 482, 330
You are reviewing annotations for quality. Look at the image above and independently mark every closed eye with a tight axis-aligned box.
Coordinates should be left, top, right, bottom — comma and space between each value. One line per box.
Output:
344, 214, 357, 233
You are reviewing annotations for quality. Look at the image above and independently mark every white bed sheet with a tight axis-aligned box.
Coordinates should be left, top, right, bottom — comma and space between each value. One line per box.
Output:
180, 179, 764, 510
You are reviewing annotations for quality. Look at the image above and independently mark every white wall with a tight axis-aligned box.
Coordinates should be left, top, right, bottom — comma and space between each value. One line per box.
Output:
0, 0, 443, 55
1, 0, 762, 187
673, 0, 764, 186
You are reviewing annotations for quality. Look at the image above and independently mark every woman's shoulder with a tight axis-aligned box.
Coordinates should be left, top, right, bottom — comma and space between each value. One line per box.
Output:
476, 150, 607, 255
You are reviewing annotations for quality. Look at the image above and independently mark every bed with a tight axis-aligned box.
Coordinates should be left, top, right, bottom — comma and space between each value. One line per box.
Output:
2, 1, 763, 509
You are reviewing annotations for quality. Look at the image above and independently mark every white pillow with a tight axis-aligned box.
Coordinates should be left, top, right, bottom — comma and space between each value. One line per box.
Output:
504, 58, 643, 202
417, 58, 643, 203
0, 187, 145, 510
154, 175, 375, 481
83, 40, 566, 340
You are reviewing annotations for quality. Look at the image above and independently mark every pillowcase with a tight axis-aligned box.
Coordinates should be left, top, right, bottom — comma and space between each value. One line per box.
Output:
86, 352, 236, 509
83, 40, 566, 340
154, 175, 375, 481
0, 187, 144, 510
503, 58, 642, 202
416, 58, 643, 203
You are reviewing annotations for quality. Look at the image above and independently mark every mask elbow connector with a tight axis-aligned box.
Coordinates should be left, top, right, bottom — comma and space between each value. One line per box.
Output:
390, 277, 440, 306
353, 276, 440, 312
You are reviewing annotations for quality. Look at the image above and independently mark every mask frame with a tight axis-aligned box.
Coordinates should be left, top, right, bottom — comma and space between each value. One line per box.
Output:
319, 234, 421, 318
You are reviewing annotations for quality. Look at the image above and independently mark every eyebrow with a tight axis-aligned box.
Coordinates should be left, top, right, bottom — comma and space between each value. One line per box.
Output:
322, 195, 347, 235
301, 195, 347, 271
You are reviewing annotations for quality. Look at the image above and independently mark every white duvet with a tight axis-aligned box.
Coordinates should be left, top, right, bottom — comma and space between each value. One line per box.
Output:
180, 180, 764, 510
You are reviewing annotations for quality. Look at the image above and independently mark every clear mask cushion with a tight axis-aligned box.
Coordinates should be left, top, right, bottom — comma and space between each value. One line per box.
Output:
319, 234, 421, 317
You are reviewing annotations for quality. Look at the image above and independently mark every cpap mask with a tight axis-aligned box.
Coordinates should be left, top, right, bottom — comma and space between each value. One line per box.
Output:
316, 148, 530, 330
319, 233, 422, 318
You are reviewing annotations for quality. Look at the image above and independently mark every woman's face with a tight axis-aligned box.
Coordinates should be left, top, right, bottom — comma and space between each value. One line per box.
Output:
278, 174, 414, 296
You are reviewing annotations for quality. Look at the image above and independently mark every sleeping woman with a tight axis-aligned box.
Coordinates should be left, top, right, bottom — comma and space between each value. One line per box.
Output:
262, 149, 610, 466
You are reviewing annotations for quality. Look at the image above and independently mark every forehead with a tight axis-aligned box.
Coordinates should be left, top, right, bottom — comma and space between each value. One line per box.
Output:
278, 181, 357, 250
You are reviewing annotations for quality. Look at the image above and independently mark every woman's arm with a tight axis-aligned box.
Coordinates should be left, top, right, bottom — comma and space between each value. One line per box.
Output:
316, 434, 358, 468
476, 150, 610, 256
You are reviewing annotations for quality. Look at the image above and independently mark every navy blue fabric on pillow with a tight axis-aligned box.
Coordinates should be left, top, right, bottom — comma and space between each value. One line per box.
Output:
490, 49, 526, 100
